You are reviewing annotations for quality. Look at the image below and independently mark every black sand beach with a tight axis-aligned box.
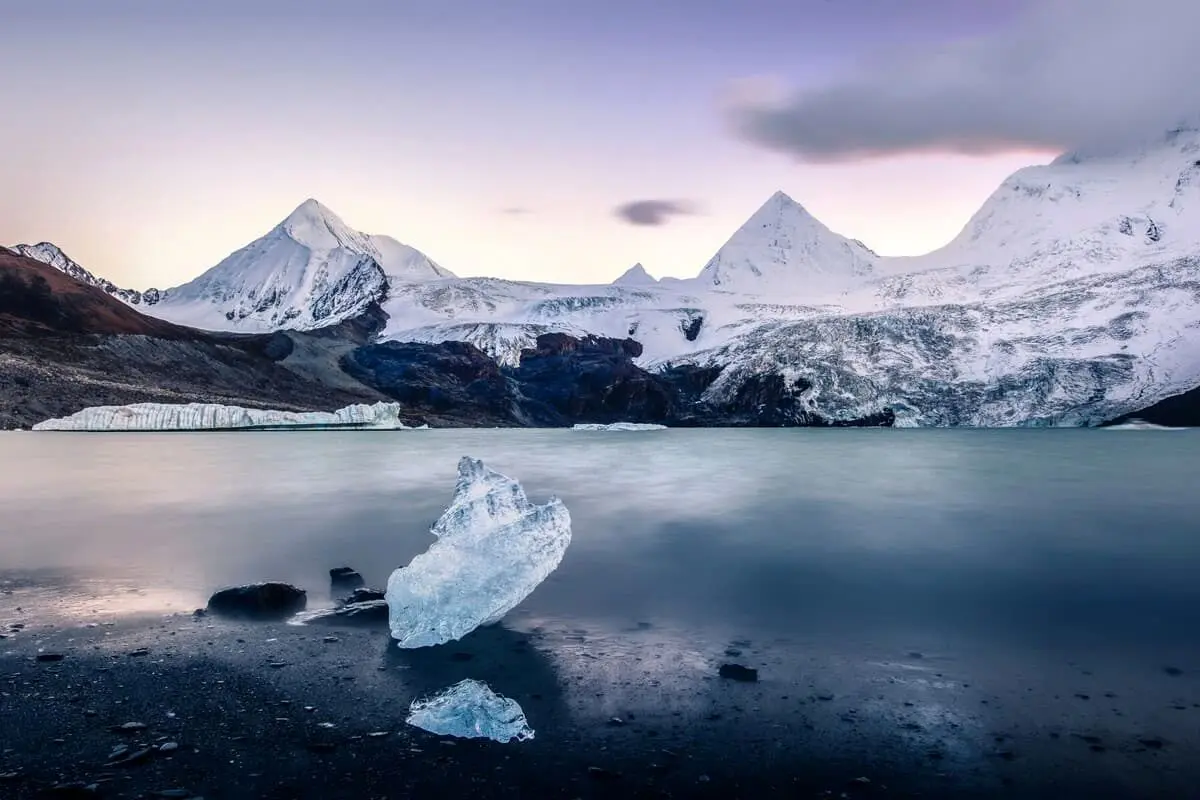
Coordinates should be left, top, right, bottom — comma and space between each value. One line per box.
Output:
3, 578, 1198, 800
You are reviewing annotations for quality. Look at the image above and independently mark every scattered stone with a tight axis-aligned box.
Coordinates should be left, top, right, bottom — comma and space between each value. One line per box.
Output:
112, 721, 148, 732
10, 623, 25, 630
724, 648, 742, 657
106, 745, 155, 767
267, 662, 288, 669
330, 567, 366, 594
366, 731, 390, 738
1075, 694, 1091, 701
322, 636, 339, 644
159, 742, 180, 753
206, 583, 307, 620
36, 653, 65, 663
191, 609, 207, 618
128, 647, 151, 657
607, 717, 625, 726
317, 722, 335, 729
718, 664, 758, 682
850, 776, 872, 786
0, 771, 21, 780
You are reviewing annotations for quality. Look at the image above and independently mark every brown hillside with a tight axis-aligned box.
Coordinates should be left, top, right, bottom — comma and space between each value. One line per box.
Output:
0, 249, 186, 337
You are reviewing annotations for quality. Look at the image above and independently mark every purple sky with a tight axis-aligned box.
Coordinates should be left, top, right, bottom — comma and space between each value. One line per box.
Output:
3, 0, 1192, 288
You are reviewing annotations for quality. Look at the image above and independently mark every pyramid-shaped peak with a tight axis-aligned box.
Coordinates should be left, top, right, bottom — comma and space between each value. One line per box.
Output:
276, 198, 369, 251
694, 190, 876, 297
282, 198, 344, 227
613, 262, 657, 286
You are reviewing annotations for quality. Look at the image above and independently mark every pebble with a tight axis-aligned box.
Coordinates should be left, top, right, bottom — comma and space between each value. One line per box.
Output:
37, 653, 66, 662
322, 636, 339, 644
113, 721, 148, 732
129, 648, 151, 657
159, 741, 180, 753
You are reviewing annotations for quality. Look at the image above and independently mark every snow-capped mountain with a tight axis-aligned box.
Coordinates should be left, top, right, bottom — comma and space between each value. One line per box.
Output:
696, 190, 878, 298
27, 120, 1200, 426
147, 199, 454, 330
11, 242, 161, 306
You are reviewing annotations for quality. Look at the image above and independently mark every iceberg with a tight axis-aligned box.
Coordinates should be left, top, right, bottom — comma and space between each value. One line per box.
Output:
32, 401, 417, 431
386, 457, 571, 648
406, 679, 534, 743
571, 422, 667, 431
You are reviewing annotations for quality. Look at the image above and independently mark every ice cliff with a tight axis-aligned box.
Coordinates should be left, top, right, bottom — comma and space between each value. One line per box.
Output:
386, 457, 572, 648
32, 401, 415, 431
406, 679, 534, 743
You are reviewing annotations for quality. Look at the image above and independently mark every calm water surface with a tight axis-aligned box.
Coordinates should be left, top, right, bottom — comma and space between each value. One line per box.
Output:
2, 429, 1200, 661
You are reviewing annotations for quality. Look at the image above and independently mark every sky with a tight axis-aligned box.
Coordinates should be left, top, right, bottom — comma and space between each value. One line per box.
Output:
1, 0, 1196, 290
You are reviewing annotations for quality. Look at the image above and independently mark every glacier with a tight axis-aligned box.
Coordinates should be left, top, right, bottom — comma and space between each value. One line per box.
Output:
405, 679, 534, 743
32, 401, 416, 431
386, 457, 571, 648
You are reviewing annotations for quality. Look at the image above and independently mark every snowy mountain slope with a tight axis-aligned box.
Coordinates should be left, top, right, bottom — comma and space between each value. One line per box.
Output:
868, 124, 1200, 306
147, 199, 454, 331
11, 242, 161, 306
696, 190, 878, 299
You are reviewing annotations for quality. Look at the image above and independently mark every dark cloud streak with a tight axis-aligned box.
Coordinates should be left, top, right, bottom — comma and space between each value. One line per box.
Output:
614, 199, 698, 226
725, 0, 1200, 162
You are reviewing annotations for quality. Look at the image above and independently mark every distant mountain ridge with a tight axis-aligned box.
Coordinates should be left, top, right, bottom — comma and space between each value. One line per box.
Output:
11, 120, 1200, 427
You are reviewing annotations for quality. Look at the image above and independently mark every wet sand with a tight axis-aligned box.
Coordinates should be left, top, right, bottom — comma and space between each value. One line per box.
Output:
3, 580, 1199, 799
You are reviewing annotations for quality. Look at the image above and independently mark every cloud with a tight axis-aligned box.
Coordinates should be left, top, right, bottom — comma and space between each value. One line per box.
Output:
614, 199, 698, 226
725, 0, 1200, 162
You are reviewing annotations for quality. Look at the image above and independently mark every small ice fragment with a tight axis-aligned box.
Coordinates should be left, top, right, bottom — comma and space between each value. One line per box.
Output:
406, 679, 534, 743
386, 457, 571, 648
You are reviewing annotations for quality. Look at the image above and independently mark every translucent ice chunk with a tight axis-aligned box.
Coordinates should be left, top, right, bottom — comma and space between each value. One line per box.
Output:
406, 679, 534, 743
386, 457, 571, 648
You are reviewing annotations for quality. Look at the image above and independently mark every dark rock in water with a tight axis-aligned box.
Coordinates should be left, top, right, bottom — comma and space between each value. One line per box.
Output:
343, 587, 386, 604
719, 664, 759, 682
36, 653, 66, 663
329, 567, 365, 593
303, 599, 389, 626
206, 583, 307, 620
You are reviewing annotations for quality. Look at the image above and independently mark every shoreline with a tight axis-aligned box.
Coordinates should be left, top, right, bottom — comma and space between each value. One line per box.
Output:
4, 583, 1199, 799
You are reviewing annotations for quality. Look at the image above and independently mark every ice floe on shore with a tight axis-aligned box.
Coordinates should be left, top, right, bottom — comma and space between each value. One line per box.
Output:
32, 401, 418, 431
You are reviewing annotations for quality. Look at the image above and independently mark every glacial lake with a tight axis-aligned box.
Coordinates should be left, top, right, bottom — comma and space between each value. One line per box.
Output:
3, 429, 1200, 794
